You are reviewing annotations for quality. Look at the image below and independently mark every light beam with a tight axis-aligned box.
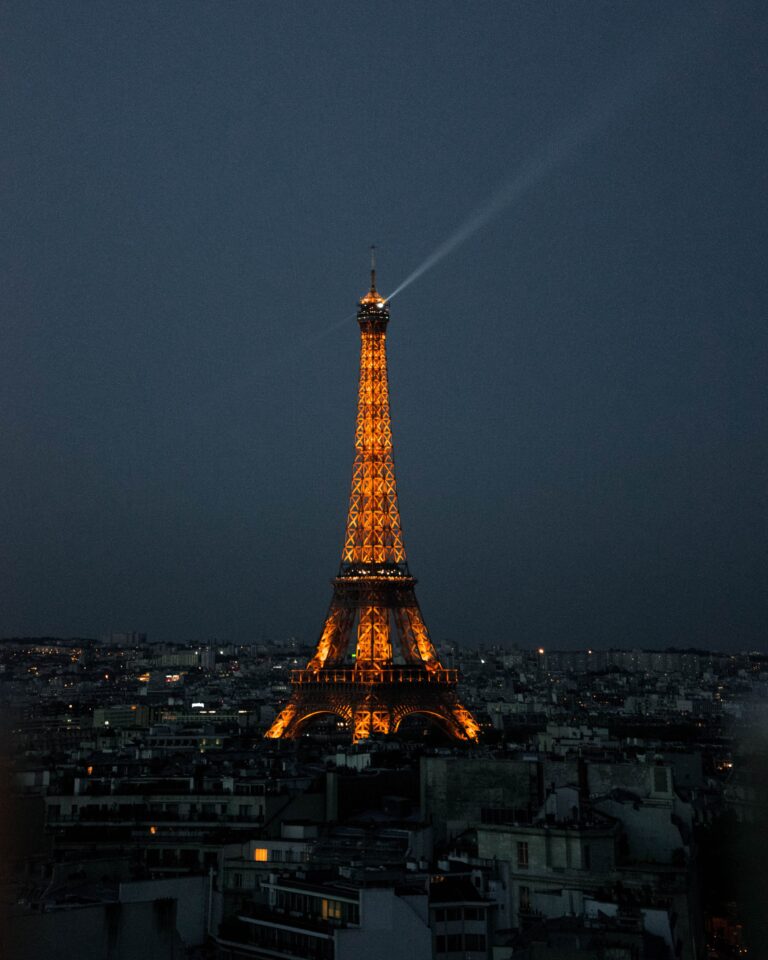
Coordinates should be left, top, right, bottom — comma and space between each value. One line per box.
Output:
384, 102, 618, 304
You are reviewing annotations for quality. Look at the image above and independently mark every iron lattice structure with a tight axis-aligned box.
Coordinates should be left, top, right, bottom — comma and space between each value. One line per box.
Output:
266, 265, 479, 743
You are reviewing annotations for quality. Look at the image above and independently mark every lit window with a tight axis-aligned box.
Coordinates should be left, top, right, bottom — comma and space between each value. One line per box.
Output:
322, 899, 343, 921
253, 848, 268, 862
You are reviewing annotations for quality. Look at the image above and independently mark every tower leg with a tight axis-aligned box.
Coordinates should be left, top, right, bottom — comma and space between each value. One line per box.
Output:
353, 706, 372, 742
265, 703, 298, 739
307, 599, 355, 671
371, 708, 391, 735
451, 704, 481, 741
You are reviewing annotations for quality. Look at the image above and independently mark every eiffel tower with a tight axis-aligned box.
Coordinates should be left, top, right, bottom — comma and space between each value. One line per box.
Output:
265, 255, 479, 743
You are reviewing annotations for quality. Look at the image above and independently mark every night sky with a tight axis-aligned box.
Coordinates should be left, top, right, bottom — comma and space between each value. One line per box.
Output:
2, 3, 766, 650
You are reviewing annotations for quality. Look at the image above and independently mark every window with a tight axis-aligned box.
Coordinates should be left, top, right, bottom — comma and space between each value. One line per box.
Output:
436, 935, 446, 953
517, 841, 529, 869
445, 907, 461, 922
271, 848, 283, 862
464, 907, 484, 921
464, 934, 486, 951
321, 899, 343, 921
253, 847, 268, 862
446, 934, 462, 951
434, 908, 446, 922
654, 766, 669, 793
233, 872, 243, 889
519, 885, 531, 913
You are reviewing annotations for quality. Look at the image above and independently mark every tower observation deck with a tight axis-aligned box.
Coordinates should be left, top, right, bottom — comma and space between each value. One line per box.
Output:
265, 261, 480, 742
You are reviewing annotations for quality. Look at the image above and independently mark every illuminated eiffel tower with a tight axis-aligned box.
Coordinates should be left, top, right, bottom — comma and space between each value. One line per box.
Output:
266, 255, 479, 743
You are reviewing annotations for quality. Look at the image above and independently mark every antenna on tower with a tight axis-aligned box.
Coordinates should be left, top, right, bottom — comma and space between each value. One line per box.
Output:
370, 244, 377, 293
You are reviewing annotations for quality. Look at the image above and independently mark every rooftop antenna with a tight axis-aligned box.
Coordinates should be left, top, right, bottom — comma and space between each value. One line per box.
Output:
370, 244, 377, 293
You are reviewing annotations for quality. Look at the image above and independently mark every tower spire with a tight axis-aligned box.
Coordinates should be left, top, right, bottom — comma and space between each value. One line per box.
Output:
370, 244, 377, 293
359, 247, 386, 307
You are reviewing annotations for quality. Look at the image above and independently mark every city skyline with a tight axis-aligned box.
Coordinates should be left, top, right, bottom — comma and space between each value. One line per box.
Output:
2, 3, 767, 650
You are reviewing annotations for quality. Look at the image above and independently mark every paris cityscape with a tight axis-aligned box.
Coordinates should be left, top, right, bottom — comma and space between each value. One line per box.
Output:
3, 628, 767, 959
2, 3, 767, 960
3, 275, 766, 960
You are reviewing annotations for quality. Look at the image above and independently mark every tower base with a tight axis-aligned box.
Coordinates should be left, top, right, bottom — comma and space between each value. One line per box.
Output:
265, 666, 480, 742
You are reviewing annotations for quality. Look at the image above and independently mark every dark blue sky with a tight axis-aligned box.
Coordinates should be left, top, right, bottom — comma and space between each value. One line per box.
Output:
2, 2, 766, 650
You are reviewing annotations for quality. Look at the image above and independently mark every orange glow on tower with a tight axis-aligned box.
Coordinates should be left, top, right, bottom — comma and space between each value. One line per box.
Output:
265, 259, 479, 743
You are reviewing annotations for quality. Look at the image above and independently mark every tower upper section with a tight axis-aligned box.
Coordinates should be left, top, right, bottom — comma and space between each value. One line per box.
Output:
357, 264, 389, 328
340, 267, 407, 574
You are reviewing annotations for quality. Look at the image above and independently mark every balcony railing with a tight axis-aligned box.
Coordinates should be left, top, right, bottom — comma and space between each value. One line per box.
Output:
290, 667, 458, 685
48, 810, 265, 827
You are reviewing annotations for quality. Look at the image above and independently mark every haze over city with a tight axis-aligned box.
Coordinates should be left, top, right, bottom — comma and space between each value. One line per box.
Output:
2, 2, 766, 649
